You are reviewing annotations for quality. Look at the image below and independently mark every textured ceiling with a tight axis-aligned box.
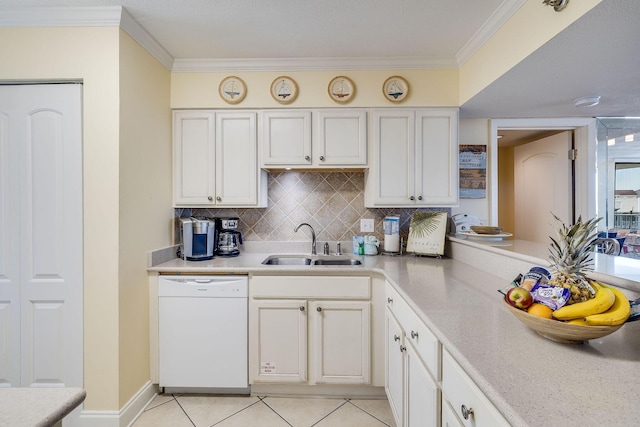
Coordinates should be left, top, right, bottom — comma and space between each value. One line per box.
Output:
1, 0, 639, 119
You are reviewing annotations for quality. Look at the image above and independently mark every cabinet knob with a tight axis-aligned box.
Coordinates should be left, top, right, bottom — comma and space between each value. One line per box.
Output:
299, 306, 305, 311
409, 196, 415, 201
319, 155, 325, 161
208, 196, 213, 201
399, 345, 406, 353
387, 297, 393, 304
216, 196, 222, 201
394, 335, 400, 342
418, 196, 423, 201
317, 306, 323, 312
305, 155, 311, 161
411, 330, 419, 339
461, 405, 474, 420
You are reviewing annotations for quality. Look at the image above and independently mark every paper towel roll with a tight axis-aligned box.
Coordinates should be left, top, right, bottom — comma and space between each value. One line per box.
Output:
384, 234, 400, 252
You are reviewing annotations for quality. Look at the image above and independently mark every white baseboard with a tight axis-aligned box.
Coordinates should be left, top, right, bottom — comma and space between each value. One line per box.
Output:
79, 381, 157, 427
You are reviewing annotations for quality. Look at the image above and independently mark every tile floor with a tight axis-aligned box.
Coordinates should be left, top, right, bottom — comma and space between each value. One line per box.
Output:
132, 394, 396, 427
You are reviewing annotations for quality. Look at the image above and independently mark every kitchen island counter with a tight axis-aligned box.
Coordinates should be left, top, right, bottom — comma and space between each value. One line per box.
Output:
149, 242, 640, 427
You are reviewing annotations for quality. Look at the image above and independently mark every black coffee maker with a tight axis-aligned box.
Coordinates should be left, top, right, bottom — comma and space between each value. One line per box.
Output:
214, 217, 243, 256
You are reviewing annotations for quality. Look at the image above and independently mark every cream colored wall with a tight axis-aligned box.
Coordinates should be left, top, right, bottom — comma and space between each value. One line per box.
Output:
0, 27, 121, 410
118, 30, 172, 408
459, 0, 602, 104
171, 69, 459, 108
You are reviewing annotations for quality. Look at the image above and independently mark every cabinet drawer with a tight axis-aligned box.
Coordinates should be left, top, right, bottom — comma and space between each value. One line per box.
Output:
385, 283, 440, 380
251, 276, 370, 299
442, 349, 510, 427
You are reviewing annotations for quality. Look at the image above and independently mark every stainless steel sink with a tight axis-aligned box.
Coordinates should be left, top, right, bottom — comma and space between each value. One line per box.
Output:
261, 255, 313, 265
261, 255, 362, 266
312, 258, 362, 266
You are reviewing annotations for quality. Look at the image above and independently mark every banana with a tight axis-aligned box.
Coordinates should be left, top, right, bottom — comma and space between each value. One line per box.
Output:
553, 287, 615, 321
584, 285, 631, 326
567, 318, 589, 326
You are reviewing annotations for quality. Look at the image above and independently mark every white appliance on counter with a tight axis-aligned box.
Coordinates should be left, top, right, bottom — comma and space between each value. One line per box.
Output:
158, 275, 249, 393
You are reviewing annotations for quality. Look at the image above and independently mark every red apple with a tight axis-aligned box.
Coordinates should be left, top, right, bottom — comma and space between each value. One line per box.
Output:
506, 287, 533, 309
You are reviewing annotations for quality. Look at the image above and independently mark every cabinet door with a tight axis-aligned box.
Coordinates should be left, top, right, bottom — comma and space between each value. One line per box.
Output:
261, 110, 312, 166
173, 111, 215, 206
250, 299, 307, 383
385, 309, 404, 427
406, 341, 440, 427
311, 300, 370, 384
315, 110, 367, 166
415, 109, 458, 206
441, 399, 464, 427
215, 112, 259, 206
366, 110, 415, 206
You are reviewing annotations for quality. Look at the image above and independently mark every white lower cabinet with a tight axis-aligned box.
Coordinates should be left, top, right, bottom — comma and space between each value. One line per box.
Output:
385, 283, 441, 427
249, 276, 371, 385
441, 348, 510, 427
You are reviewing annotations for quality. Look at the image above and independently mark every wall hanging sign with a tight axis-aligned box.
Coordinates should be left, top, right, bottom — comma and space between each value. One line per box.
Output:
270, 76, 298, 104
459, 144, 487, 199
328, 76, 355, 103
219, 76, 247, 104
383, 76, 409, 102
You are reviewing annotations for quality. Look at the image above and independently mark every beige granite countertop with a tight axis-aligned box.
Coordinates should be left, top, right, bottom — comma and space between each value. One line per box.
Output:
149, 243, 640, 427
0, 387, 86, 427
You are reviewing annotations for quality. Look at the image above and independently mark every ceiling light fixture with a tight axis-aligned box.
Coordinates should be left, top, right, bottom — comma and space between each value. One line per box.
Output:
543, 0, 569, 12
574, 95, 601, 108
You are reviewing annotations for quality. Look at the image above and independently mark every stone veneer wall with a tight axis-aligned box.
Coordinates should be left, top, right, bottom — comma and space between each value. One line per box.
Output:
174, 171, 450, 243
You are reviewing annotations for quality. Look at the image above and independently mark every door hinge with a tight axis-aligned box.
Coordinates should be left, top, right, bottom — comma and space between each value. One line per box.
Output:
568, 149, 578, 161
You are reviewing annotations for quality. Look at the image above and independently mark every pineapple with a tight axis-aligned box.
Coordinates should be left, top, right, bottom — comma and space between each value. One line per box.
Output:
548, 214, 601, 304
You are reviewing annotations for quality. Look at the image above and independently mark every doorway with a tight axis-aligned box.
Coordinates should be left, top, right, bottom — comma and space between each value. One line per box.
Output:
490, 118, 597, 240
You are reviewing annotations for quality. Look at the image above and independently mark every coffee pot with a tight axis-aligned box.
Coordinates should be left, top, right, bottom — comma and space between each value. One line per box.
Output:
215, 217, 243, 257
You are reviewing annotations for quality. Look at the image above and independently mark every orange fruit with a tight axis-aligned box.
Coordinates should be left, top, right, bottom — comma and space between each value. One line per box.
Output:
527, 303, 553, 319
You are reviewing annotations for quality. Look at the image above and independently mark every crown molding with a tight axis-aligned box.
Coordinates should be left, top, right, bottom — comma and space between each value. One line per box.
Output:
172, 56, 457, 72
456, 0, 527, 67
0, 6, 174, 70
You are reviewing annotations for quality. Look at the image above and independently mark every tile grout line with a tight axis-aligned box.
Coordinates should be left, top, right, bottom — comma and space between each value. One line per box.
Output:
308, 399, 351, 427
205, 397, 265, 426
347, 400, 394, 427
171, 394, 197, 427
258, 396, 294, 426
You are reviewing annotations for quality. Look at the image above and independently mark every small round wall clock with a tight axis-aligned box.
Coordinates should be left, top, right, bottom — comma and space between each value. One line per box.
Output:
219, 76, 247, 104
383, 76, 409, 103
270, 76, 298, 104
328, 76, 355, 103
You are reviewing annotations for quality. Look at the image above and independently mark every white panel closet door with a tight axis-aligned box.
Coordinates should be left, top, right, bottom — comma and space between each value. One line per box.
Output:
0, 84, 83, 394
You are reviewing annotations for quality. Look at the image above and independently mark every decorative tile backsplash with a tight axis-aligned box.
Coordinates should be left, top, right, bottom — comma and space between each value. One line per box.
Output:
175, 171, 449, 243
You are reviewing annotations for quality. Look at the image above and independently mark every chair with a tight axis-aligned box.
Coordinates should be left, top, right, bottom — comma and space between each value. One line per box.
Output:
593, 238, 620, 255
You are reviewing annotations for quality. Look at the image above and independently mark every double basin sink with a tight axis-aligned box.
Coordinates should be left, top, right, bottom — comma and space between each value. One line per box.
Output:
262, 254, 362, 266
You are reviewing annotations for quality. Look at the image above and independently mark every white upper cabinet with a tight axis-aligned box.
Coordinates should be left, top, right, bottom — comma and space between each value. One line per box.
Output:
261, 109, 367, 168
366, 108, 458, 207
173, 110, 267, 207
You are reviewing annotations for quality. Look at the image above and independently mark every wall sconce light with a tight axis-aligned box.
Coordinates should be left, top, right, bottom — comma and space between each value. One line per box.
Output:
543, 0, 569, 12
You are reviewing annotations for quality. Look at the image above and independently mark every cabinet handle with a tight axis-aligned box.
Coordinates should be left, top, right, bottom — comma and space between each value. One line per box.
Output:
461, 404, 474, 420
411, 330, 419, 339
418, 196, 423, 201
317, 306, 322, 312
299, 306, 305, 311
387, 297, 393, 304
409, 196, 415, 201
319, 155, 325, 161
394, 335, 400, 342
216, 196, 222, 201
400, 345, 406, 353
305, 155, 311, 161
208, 196, 213, 201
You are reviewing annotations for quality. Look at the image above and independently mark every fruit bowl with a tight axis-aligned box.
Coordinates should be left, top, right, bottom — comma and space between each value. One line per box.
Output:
503, 299, 623, 343
470, 225, 503, 235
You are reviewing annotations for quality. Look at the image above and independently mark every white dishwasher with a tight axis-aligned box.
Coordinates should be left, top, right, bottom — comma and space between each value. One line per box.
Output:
158, 275, 249, 393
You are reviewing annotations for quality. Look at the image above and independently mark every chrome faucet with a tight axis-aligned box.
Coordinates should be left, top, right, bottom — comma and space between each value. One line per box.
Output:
294, 223, 317, 255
